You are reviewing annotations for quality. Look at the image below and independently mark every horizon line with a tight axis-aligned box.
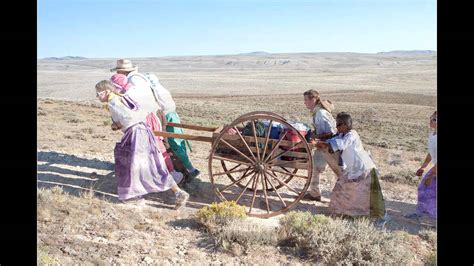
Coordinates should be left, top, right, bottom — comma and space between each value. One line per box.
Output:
38, 49, 437, 60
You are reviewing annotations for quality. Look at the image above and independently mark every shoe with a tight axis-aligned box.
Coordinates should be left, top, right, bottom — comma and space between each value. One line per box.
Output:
302, 193, 322, 201
188, 169, 201, 180
174, 190, 190, 210
171, 171, 184, 184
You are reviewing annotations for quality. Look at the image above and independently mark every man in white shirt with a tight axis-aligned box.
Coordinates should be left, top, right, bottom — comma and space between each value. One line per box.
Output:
303, 89, 337, 201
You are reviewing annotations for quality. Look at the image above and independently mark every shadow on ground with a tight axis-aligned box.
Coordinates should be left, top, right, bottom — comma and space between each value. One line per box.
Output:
37, 150, 435, 234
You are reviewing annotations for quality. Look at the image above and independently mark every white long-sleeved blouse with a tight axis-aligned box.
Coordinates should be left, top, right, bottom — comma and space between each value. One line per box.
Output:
327, 130, 376, 180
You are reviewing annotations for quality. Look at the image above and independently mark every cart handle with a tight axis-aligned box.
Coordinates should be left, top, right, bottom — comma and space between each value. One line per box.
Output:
166, 122, 219, 132
154, 131, 213, 143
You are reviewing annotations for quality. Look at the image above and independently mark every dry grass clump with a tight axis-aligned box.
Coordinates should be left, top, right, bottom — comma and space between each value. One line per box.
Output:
196, 201, 278, 253
419, 229, 437, 265
81, 127, 95, 134
216, 219, 279, 253
426, 250, 437, 265
38, 110, 48, 116
278, 211, 415, 264
37, 244, 58, 265
419, 229, 437, 246
195, 201, 246, 229
67, 118, 84, 123
37, 186, 170, 264
380, 169, 420, 186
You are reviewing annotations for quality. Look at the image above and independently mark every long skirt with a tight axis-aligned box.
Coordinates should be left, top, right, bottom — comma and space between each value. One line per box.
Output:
416, 169, 437, 218
329, 168, 386, 218
146, 112, 175, 172
114, 122, 176, 201
165, 112, 193, 170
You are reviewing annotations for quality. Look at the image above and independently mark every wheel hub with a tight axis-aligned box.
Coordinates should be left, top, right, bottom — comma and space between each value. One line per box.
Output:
255, 162, 265, 172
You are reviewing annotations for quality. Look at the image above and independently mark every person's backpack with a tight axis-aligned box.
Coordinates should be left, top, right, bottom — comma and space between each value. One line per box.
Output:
129, 72, 176, 113
143, 72, 160, 89
129, 72, 161, 103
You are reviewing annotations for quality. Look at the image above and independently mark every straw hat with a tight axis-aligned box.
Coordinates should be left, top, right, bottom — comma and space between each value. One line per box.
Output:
110, 59, 137, 72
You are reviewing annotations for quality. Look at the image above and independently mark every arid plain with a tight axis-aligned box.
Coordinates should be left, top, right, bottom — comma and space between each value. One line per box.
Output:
37, 52, 437, 264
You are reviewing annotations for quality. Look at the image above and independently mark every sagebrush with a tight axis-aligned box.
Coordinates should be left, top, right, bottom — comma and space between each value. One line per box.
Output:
278, 211, 415, 264
195, 201, 246, 229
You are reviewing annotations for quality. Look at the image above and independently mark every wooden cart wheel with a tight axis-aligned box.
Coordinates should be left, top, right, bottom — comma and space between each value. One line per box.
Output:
209, 112, 313, 218
218, 111, 297, 191
220, 160, 297, 191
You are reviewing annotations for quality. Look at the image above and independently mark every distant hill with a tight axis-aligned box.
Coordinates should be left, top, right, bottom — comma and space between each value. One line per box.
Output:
377, 50, 436, 56
41, 56, 88, 60
238, 51, 271, 56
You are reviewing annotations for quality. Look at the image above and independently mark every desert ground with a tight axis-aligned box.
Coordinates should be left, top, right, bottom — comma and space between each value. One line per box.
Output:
37, 51, 437, 264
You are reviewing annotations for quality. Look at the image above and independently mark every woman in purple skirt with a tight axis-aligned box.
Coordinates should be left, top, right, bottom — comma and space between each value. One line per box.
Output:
95, 80, 189, 209
406, 111, 437, 220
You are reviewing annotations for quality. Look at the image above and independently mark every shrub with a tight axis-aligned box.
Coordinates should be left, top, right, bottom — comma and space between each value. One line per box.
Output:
278, 211, 415, 264
195, 201, 246, 229
82, 127, 94, 134
279, 211, 331, 240
419, 229, 437, 246
51, 186, 64, 195
380, 170, 420, 186
419, 229, 437, 265
38, 245, 57, 265
67, 118, 83, 123
426, 250, 437, 265
196, 201, 259, 253
216, 219, 278, 252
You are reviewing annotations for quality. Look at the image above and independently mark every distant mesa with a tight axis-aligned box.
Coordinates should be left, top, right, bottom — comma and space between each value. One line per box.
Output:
376, 50, 436, 56
238, 51, 270, 56
41, 56, 88, 60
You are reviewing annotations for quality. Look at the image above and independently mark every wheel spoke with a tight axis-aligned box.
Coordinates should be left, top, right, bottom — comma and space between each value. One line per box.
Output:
265, 169, 300, 195
263, 171, 287, 207
260, 171, 271, 213
213, 155, 253, 166
265, 140, 303, 164
279, 166, 292, 173
213, 166, 252, 177
268, 159, 309, 167
248, 173, 260, 214
261, 120, 273, 161
219, 168, 255, 193
233, 126, 258, 162
251, 119, 261, 161
235, 172, 257, 204
220, 139, 256, 164
267, 168, 308, 179
227, 163, 242, 172
263, 130, 288, 162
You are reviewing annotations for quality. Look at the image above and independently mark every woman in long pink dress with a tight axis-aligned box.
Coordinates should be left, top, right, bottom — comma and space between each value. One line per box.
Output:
110, 74, 183, 184
95, 80, 189, 209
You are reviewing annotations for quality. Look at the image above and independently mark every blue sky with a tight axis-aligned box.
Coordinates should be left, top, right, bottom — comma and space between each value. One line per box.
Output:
38, 0, 436, 58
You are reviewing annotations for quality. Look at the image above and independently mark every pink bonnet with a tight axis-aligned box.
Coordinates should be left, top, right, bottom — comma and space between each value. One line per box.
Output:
110, 74, 132, 93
